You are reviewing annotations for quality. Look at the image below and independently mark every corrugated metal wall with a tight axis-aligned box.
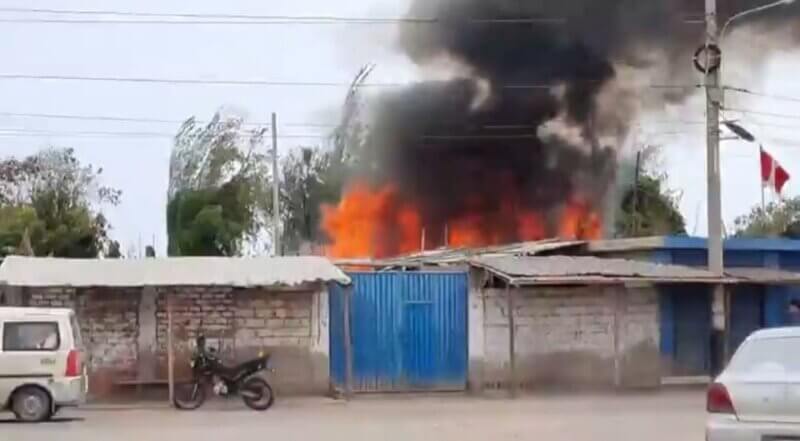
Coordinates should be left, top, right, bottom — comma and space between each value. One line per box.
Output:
330, 272, 468, 392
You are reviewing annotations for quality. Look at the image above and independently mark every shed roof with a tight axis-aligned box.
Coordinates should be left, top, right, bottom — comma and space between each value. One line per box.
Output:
471, 255, 726, 285
335, 239, 585, 268
724, 267, 800, 284
588, 236, 800, 253
0, 256, 351, 288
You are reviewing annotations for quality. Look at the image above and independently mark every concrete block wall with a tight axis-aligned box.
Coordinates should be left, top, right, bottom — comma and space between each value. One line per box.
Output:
473, 284, 660, 389
20, 284, 330, 396
155, 287, 324, 394
26, 286, 141, 394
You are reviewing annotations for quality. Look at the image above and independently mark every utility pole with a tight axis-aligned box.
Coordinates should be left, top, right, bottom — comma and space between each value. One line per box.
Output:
705, 0, 724, 279
632, 151, 641, 236
705, 0, 728, 364
271, 112, 281, 256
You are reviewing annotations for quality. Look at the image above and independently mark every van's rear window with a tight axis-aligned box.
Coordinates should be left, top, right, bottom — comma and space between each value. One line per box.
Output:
3, 322, 60, 351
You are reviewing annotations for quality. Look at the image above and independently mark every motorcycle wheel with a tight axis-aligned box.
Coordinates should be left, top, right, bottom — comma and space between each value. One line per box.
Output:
173, 382, 206, 410
241, 377, 274, 411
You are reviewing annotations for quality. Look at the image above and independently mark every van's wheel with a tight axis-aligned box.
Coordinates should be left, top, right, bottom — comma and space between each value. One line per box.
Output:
12, 387, 52, 422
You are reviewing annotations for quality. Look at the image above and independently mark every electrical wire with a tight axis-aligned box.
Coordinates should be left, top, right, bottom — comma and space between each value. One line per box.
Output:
0, 7, 567, 25
0, 128, 330, 139
724, 87, 800, 104
723, 107, 800, 121
0, 111, 342, 129
0, 73, 701, 91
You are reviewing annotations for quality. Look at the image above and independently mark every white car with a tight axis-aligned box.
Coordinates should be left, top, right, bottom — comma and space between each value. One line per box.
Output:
0, 307, 87, 422
707, 327, 800, 441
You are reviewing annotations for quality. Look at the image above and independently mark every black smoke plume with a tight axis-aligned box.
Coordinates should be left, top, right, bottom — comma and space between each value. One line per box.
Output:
348, 0, 800, 248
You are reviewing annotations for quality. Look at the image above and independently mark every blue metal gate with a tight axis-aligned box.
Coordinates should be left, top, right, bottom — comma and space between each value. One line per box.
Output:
330, 272, 468, 392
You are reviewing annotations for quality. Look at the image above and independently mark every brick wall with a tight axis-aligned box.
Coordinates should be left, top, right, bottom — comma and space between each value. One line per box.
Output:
154, 286, 319, 394
23, 284, 326, 396
25, 286, 141, 394
481, 285, 660, 388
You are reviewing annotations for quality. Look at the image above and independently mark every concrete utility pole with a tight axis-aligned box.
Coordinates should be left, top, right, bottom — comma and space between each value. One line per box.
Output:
271, 112, 281, 256
705, 0, 724, 280
704, 0, 729, 365
702, 0, 795, 363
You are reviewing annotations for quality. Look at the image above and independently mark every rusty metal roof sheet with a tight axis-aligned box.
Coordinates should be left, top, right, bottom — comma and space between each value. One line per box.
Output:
334, 239, 585, 268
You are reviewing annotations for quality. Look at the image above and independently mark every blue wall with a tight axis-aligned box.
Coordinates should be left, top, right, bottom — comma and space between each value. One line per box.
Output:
600, 236, 800, 374
655, 236, 800, 327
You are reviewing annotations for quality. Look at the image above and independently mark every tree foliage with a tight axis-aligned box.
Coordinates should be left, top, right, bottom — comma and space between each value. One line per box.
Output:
616, 174, 686, 237
280, 147, 353, 253
734, 197, 800, 238
0, 148, 120, 258
167, 111, 271, 256
615, 148, 686, 238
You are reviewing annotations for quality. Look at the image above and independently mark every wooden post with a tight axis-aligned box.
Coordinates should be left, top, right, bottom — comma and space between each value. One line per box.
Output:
506, 284, 517, 398
167, 292, 175, 404
343, 285, 354, 400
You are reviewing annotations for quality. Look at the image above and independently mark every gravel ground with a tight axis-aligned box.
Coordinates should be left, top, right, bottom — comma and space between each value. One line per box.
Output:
0, 390, 707, 441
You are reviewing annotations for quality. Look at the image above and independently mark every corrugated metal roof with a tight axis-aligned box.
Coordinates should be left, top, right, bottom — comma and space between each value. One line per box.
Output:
334, 239, 585, 268
725, 267, 800, 284
471, 255, 725, 285
0, 256, 351, 287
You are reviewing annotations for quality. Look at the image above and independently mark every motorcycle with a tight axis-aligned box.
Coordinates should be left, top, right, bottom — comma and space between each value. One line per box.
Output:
173, 334, 275, 411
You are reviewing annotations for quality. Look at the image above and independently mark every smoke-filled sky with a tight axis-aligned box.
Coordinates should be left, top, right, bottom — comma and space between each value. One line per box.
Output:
0, 0, 799, 253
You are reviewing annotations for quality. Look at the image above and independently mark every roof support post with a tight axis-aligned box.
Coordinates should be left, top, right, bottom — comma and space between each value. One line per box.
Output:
613, 287, 623, 388
506, 283, 517, 398
167, 291, 175, 404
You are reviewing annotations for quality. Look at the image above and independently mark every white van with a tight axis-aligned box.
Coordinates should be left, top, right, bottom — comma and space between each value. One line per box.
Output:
0, 307, 87, 422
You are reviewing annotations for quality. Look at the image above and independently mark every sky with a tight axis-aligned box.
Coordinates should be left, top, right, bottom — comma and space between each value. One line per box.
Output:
0, 0, 798, 255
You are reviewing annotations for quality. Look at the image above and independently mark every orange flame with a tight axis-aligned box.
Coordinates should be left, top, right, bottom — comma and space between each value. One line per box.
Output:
321, 183, 421, 259
322, 181, 602, 258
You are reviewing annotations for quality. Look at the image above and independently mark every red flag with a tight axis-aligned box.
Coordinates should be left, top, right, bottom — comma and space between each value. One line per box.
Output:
761, 146, 791, 194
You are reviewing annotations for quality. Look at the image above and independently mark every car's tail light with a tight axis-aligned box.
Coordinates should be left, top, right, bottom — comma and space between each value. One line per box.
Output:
66, 349, 81, 377
707, 382, 736, 414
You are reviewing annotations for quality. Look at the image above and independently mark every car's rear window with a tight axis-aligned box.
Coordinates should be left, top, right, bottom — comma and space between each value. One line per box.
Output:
2, 321, 61, 351
728, 337, 800, 374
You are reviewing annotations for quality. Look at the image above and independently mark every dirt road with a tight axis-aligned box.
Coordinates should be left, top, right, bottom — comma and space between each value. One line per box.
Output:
1, 390, 706, 441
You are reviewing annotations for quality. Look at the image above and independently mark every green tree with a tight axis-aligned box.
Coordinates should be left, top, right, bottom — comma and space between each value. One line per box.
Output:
615, 147, 686, 238
734, 197, 800, 238
167, 111, 271, 256
616, 175, 687, 237
280, 147, 350, 253
0, 206, 43, 256
0, 148, 120, 258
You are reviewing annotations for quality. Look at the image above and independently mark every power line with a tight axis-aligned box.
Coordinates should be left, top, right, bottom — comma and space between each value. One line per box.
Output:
723, 107, 800, 121
0, 128, 330, 139
0, 110, 715, 132
0, 126, 691, 142
0, 110, 341, 129
0, 73, 389, 87
0, 73, 701, 91
0, 111, 190, 125
724, 87, 800, 104
0, 7, 566, 25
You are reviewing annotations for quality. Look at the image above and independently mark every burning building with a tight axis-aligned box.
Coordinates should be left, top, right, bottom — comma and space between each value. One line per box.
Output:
322, 0, 800, 259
